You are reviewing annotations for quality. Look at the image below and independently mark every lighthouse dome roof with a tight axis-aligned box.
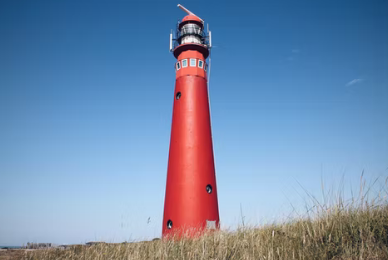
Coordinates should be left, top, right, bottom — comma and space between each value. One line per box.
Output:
179, 15, 203, 29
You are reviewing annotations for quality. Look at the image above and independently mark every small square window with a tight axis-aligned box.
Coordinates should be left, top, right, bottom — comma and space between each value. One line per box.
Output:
190, 58, 196, 67
182, 59, 188, 68
198, 60, 204, 69
176, 62, 181, 70
204, 64, 207, 71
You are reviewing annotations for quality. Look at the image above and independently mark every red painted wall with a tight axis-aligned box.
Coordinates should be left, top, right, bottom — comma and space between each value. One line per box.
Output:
162, 72, 219, 237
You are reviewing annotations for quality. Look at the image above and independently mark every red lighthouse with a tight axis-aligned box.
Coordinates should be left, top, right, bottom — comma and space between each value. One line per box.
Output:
162, 5, 219, 237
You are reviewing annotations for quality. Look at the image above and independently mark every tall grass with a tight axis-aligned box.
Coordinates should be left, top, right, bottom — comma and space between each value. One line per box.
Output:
24, 176, 388, 260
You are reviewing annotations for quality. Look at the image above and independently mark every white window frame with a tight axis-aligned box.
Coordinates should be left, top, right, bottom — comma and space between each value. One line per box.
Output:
176, 62, 181, 70
204, 63, 207, 72
182, 59, 188, 68
190, 58, 196, 67
198, 60, 204, 69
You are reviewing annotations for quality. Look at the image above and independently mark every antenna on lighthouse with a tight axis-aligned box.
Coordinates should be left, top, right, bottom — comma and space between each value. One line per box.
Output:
177, 4, 204, 23
169, 29, 173, 52
208, 30, 212, 48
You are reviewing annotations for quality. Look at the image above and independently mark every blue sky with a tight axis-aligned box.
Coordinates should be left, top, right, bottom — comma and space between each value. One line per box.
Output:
0, 0, 387, 245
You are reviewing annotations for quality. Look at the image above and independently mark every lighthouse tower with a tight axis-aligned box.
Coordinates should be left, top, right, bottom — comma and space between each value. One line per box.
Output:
162, 5, 219, 237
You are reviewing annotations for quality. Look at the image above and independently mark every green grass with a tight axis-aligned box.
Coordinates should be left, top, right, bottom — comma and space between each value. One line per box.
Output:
23, 177, 388, 260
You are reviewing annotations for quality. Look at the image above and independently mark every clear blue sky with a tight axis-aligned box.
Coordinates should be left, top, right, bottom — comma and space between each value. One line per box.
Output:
0, 0, 387, 246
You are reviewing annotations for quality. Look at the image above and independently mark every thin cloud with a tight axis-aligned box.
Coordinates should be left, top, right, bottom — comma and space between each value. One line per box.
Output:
287, 49, 300, 61
346, 78, 363, 86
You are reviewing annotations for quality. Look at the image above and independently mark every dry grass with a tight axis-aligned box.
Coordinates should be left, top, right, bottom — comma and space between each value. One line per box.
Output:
22, 177, 388, 260
0, 249, 26, 260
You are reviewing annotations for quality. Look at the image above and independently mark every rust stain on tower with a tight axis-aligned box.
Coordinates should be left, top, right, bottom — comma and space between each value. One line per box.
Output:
162, 4, 219, 237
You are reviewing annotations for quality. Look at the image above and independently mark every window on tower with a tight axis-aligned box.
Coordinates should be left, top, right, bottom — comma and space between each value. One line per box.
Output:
190, 58, 196, 67
176, 62, 181, 70
204, 63, 207, 72
182, 59, 188, 68
198, 60, 204, 69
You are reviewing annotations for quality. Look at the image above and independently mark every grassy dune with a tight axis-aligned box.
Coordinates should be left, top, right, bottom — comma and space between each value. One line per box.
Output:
24, 179, 388, 260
